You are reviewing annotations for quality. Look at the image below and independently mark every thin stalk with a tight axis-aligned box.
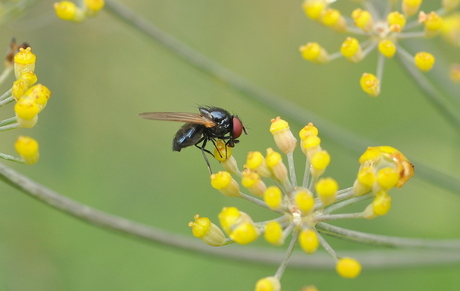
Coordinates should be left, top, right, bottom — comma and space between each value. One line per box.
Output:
0, 161, 460, 268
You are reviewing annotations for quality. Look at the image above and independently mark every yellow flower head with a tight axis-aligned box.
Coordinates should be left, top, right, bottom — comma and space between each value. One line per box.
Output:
264, 221, 284, 246
188, 215, 226, 246
15, 136, 39, 165
14, 47, 36, 79
270, 117, 297, 154
299, 229, 319, 254
336, 257, 362, 279
255, 276, 281, 291
210, 171, 240, 197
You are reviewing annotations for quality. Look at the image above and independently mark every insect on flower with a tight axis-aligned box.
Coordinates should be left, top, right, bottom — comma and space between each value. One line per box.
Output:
139, 106, 247, 173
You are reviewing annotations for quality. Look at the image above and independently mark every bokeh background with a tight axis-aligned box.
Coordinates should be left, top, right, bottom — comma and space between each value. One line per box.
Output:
0, 0, 459, 290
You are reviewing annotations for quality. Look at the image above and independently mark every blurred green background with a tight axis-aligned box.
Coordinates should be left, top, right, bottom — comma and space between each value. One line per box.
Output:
0, 0, 459, 290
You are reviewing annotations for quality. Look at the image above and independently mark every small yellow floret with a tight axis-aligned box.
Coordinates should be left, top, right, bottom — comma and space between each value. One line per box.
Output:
302, 0, 326, 20
414, 52, 435, 72
315, 177, 338, 206
357, 166, 375, 188
255, 276, 281, 291
85, 0, 105, 11
372, 191, 392, 216
376, 167, 399, 189
14, 47, 36, 79
299, 229, 319, 254
15, 97, 39, 120
321, 9, 341, 26
351, 8, 373, 31
341, 37, 362, 62
246, 151, 271, 177
218, 206, 241, 234
230, 222, 258, 245
402, 0, 422, 17
15, 136, 39, 165
359, 146, 381, 163
420, 11, 443, 37
311, 150, 330, 170
264, 221, 284, 246
24, 84, 51, 111
295, 189, 315, 213
246, 151, 264, 169
188, 215, 226, 246
241, 169, 266, 197
213, 139, 232, 162
266, 148, 288, 183
211, 171, 240, 197
299, 42, 329, 64
270, 117, 297, 154
54, 1, 83, 21
378, 39, 396, 58
353, 166, 375, 195
301, 135, 321, 159
264, 186, 283, 210
387, 11, 406, 32
360, 73, 380, 97
336, 257, 362, 278
299, 123, 318, 140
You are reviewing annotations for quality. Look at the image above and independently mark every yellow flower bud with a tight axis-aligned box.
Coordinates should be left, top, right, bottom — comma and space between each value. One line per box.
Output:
210, 171, 240, 197
255, 276, 281, 291
299, 42, 329, 64
15, 136, 39, 165
270, 117, 297, 154
336, 257, 362, 279
14, 47, 36, 79
189, 215, 226, 246
264, 221, 284, 246
360, 73, 380, 97
315, 177, 338, 206
299, 229, 319, 254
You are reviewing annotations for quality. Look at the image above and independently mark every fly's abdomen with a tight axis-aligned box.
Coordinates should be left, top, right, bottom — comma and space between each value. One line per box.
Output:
172, 124, 205, 151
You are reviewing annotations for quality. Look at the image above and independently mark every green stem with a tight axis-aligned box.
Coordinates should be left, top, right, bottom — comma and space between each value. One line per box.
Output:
316, 222, 460, 249
275, 228, 299, 279
0, 161, 459, 268
396, 44, 460, 129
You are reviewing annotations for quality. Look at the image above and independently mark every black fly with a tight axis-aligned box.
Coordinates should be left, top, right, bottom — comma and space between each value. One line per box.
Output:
139, 106, 247, 173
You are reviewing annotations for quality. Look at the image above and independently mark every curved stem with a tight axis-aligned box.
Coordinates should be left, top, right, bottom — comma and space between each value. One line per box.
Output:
396, 44, 460, 129
1, 161, 460, 269
316, 222, 460, 249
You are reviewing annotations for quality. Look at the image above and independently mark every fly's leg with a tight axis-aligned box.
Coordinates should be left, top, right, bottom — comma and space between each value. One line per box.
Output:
194, 137, 214, 174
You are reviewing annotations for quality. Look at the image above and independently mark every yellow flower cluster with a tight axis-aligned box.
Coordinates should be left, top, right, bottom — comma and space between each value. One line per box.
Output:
54, 0, 104, 22
189, 117, 414, 289
299, 0, 458, 96
0, 41, 52, 165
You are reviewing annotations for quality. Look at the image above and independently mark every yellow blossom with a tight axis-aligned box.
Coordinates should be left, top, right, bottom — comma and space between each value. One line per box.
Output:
15, 136, 39, 165
189, 215, 226, 246
336, 257, 362, 278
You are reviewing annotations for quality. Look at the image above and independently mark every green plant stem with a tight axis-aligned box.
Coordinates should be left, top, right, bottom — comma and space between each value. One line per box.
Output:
275, 229, 299, 279
104, 0, 460, 195
0, 96, 14, 107
317, 222, 460, 249
1, 161, 460, 268
0, 116, 17, 127
0, 153, 23, 163
396, 44, 460, 129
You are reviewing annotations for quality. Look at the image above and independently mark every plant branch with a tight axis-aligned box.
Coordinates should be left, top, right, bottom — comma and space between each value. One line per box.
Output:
1, 162, 460, 268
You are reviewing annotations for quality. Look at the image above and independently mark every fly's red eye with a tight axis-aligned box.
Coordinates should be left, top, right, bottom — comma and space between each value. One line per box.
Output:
232, 117, 244, 138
